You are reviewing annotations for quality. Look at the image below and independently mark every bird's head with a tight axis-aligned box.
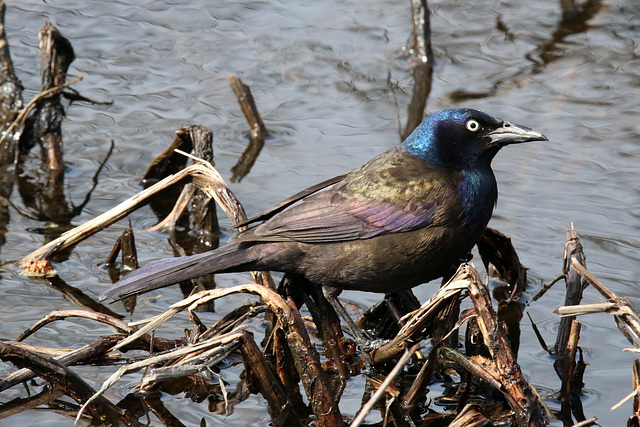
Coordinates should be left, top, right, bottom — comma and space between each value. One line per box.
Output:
401, 108, 548, 170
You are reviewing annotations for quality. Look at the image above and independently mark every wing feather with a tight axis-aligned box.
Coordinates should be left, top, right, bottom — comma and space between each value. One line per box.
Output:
231, 148, 462, 244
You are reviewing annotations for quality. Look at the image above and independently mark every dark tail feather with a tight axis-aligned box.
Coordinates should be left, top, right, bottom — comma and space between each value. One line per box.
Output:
101, 242, 254, 301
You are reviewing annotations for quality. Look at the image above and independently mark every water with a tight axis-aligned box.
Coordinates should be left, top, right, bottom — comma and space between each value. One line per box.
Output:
1, 0, 639, 425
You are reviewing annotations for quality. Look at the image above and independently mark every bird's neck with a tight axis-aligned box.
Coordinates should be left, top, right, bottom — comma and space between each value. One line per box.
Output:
458, 166, 498, 227
400, 127, 444, 166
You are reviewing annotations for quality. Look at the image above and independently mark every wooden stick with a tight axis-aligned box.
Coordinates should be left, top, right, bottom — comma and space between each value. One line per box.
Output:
240, 331, 302, 426
0, 341, 138, 426
229, 75, 269, 183
16, 309, 134, 342
351, 344, 420, 427
466, 265, 550, 426
555, 229, 587, 354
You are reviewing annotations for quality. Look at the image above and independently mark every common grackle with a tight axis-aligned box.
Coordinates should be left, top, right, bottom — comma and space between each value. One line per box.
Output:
103, 108, 546, 351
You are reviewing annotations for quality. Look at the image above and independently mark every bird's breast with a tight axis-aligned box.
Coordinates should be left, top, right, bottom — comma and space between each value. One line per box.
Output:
457, 168, 498, 229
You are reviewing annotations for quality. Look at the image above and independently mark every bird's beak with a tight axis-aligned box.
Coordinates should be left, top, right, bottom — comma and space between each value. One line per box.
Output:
488, 121, 548, 146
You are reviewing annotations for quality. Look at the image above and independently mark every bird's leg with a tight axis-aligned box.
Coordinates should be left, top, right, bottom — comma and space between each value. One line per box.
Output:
321, 286, 386, 373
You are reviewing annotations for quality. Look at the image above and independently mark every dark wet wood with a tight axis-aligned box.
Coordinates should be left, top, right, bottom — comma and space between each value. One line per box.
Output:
402, 0, 434, 140
229, 75, 269, 182
0, 341, 140, 426
0, 1, 24, 166
630, 359, 640, 426
555, 228, 587, 354
240, 330, 303, 427
465, 267, 550, 427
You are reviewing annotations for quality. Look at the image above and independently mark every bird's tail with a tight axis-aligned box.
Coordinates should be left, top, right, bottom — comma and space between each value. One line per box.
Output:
101, 242, 256, 301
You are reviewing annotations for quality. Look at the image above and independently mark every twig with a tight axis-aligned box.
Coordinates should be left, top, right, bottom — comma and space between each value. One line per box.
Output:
570, 258, 640, 347
351, 344, 421, 427
528, 274, 564, 305
0, 341, 136, 426
372, 268, 468, 363
76, 329, 246, 422
570, 417, 598, 427
16, 309, 134, 342
0, 335, 122, 392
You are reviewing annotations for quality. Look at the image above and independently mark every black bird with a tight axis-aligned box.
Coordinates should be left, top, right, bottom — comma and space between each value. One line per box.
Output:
104, 108, 546, 347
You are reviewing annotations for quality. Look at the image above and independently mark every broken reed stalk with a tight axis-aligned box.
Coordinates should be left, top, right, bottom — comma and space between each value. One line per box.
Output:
0, 341, 139, 426
351, 344, 421, 427
37, 19, 75, 172
560, 319, 581, 399
371, 267, 468, 364
0, 1, 24, 166
240, 330, 303, 427
229, 75, 269, 183
555, 228, 588, 354
142, 129, 193, 183
20, 162, 203, 263
0, 75, 82, 153
178, 150, 276, 289
0, 335, 121, 393
555, 259, 640, 348
76, 329, 246, 422
465, 265, 550, 426
299, 280, 351, 381
631, 358, 640, 425
102, 284, 343, 426
15, 309, 134, 342
146, 183, 195, 233
188, 126, 220, 253
478, 226, 527, 298
0, 387, 66, 421
20, 155, 273, 289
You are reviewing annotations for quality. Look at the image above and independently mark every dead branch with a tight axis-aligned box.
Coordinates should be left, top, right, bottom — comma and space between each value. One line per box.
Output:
106, 284, 343, 426
555, 228, 588, 354
229, 75, 269, 183
372, 268, 468, 364
466, 265, 550, 426
16, 309, 134, 342
0, 341, 139, 426
567, 258, 640, 348
239, 330, 303, 426
77, 329, 246, 422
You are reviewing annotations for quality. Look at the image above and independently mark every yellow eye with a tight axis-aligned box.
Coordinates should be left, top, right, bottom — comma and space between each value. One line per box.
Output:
466, 119, 480, 132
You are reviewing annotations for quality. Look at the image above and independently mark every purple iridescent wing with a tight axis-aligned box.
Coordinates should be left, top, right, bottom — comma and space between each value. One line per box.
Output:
232, 148, 462, 244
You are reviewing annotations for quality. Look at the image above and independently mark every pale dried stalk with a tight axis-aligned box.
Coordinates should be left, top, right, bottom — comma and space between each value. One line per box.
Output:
76, 328, 246, 422
21, 162, 210, 263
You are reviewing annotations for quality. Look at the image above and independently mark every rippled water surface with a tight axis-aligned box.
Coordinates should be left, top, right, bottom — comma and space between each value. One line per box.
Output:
1, 0, 639, 425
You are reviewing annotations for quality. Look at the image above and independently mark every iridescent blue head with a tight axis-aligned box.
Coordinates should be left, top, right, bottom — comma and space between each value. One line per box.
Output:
401, 108, 547, 170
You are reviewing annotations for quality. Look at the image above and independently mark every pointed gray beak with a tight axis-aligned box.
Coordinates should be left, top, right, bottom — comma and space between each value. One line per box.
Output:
488, 121, 548, 146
